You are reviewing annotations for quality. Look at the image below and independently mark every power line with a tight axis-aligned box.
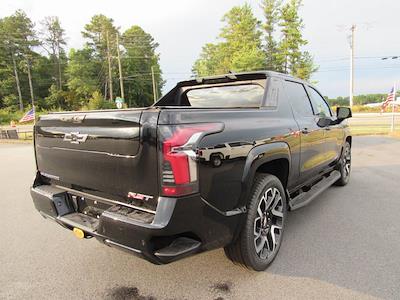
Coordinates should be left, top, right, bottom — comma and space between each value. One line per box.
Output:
316, 65, 400, 73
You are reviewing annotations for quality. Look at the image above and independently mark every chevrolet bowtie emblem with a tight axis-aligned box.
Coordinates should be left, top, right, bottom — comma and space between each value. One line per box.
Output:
63, 132, 88, 144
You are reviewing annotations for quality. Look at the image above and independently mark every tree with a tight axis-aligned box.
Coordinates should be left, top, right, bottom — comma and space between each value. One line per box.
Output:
193, 4, 265, 76
44, 84, 67, 109
192, 43, 228, 76
0, 19, 17, 110
0, 12, 27, 110
121, 25, 164, 107
0, 11, 167, 113
82, 15, 118, 101
192, 1, 317, 80
261, 0, 281, 71
0, 11, 53, 111
11, 10, 39, 107
275, 0, 316, 79
66, 47, 100, 102
41, 16, 67, 90
292, 51, 317, 80
31, 53, 53, 108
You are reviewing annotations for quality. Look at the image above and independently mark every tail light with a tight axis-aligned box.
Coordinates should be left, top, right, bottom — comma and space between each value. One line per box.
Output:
158, 123, 223, 197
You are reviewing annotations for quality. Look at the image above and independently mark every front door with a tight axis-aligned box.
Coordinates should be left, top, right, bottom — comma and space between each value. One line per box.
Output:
283, 80, 327, 185
306, 86, 343, 165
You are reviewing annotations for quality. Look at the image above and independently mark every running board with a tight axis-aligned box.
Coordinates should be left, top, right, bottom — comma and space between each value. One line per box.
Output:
289, 170, 341, 210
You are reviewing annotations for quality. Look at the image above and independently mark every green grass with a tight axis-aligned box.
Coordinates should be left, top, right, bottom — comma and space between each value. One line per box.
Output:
16, 131, 33, 140
350, 126, 391, 136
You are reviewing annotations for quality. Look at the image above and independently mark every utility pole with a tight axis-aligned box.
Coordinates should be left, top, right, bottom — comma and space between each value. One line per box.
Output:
11, 51, 23, 111
26, 57, 35, 108
116, 33, 125, 100
106, 30, 113, 102
151, 66, 157, 103
349, 24, 356, 107
104, 80, 108, 101
57, 39, 62, 90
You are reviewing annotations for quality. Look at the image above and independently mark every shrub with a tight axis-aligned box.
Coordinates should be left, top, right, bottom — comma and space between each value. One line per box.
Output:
0, 109, 24, 125
84, 91, 116, 110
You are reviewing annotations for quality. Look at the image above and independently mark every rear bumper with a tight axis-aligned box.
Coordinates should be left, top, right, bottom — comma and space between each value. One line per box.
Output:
31, 184, 238, 264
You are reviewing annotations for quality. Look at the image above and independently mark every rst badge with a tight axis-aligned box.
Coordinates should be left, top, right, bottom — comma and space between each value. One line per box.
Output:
127, 192, 153, 202
63, 132, 88, 144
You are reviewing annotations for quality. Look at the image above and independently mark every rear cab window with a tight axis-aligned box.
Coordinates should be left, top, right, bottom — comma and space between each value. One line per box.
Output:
184, 83, 265, 108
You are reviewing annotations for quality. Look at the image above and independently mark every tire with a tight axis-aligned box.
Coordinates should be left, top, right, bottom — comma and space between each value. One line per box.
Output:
224, 173, 287, 271
334, 141, 351, 186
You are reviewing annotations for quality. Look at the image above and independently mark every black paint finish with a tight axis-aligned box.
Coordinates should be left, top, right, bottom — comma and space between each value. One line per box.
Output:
31, 71, 351, 264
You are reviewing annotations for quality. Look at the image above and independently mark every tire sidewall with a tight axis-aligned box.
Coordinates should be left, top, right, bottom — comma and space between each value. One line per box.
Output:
242, 175, 287, 271
338, 141, 351, 185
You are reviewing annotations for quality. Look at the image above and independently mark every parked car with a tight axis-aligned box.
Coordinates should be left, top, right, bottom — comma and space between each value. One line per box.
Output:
30, 71, 352, 271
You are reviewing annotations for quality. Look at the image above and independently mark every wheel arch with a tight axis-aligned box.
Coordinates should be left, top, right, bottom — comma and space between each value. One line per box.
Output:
256, 158, 289, 189
338, 135, 352, 159
239, 142, 291, 207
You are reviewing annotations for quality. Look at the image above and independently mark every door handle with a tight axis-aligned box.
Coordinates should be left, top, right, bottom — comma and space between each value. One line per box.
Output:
301, 128, 309, 134
324, 127, 331, 131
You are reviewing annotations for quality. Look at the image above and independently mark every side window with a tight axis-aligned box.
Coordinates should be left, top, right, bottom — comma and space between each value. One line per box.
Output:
284, 81, 314, 117
308, 87, 331, 117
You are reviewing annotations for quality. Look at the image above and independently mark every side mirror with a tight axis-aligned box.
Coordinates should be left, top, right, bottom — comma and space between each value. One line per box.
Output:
336, 107, 352, 121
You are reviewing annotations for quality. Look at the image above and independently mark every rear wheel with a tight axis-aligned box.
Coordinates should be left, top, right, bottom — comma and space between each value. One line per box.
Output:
334, 141, 351, 186
224, 174, 287, 271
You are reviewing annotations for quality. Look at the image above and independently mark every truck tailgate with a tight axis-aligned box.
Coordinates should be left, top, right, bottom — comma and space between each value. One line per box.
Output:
34, 109, 160, 211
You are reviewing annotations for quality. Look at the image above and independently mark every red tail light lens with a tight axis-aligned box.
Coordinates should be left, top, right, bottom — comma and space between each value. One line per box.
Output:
158, 123, 223, 197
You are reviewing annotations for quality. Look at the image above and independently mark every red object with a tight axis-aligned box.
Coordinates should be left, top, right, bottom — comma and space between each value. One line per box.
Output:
382, 87, 395, 111
162, 186, 195, 196
160, 123, 222, 196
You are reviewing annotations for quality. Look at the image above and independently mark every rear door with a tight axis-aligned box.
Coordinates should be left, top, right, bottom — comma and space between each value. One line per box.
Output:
284, 80, 326, 184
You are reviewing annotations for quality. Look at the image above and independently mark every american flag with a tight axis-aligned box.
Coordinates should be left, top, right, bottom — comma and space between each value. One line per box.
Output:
19, 108, 35, 123
382, 87, 395, 110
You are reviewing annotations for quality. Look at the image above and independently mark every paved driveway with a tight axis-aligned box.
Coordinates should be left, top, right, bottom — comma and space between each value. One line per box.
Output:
0, 136, 399, 299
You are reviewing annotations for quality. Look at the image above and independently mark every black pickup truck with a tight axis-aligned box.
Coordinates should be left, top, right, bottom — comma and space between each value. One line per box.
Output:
30, 71, 352, 271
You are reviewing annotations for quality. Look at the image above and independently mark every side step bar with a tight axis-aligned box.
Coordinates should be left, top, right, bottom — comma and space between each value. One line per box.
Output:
289, 170, 341, 210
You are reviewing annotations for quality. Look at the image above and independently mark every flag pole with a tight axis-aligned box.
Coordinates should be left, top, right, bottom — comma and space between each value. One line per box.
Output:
32, 92, 36, 126
391, 82, 396, 132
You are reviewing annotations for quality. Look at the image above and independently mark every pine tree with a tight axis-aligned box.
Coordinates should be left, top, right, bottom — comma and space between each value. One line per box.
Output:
121, 26, 164, 107
82, 15, 118, 101
1, 10, 39, 110
261, 0, 281, 71
275, 0, 316, 79
41, 16, 67, 90
193, 4, 265, 76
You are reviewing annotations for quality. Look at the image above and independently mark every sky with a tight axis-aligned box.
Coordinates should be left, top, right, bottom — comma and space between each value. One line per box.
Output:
1, 0, 400, 98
